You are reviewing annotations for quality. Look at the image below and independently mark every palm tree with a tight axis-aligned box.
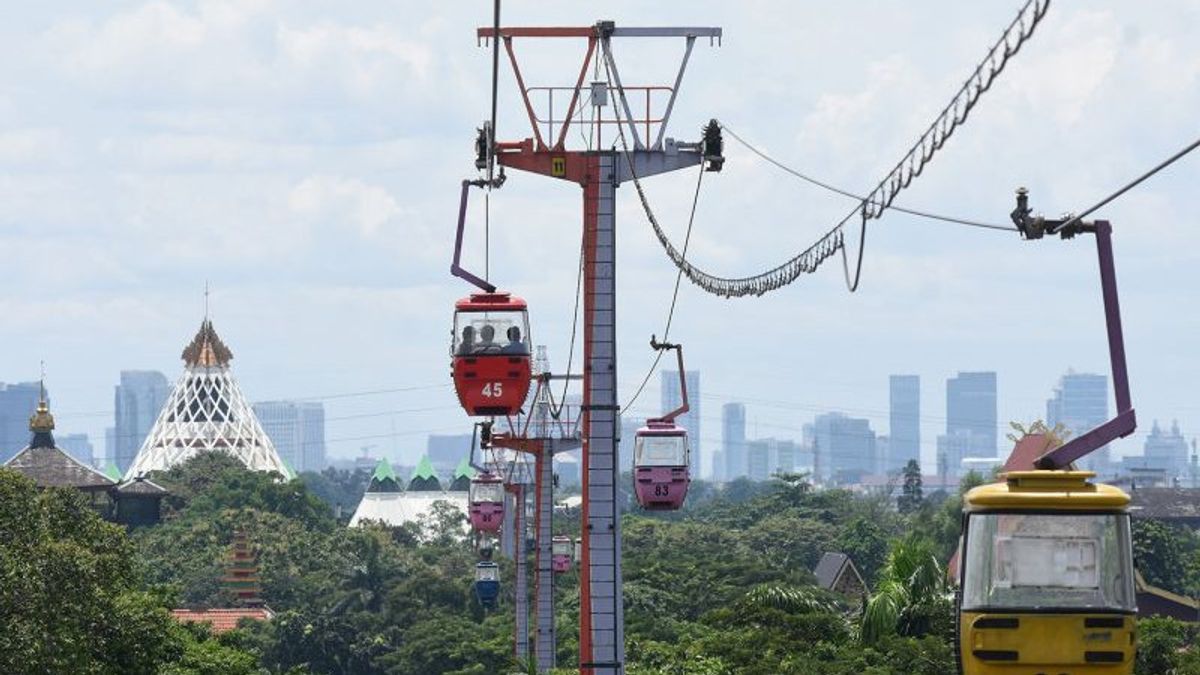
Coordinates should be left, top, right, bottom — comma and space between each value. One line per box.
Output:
860, 535, 949, 644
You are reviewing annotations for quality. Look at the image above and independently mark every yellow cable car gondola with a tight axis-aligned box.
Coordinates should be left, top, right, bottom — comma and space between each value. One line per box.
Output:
958, 471, 1136, 673
956, 193, 1142, 675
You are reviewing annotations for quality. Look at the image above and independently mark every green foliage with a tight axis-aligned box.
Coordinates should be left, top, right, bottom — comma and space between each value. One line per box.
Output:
0, 469, 250, 674
1133, 519, 1197, 594
861, 535, 952, 645
1135, 617, 1200, 675
897, 460, 923, 514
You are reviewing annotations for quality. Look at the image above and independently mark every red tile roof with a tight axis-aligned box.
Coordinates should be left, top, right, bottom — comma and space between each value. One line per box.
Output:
170, 607, 274, 633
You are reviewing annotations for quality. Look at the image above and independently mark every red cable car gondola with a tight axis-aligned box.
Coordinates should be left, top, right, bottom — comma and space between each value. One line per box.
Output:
451, 292, 532, 416
633, 337, 691, 511
469, 471, 505, 533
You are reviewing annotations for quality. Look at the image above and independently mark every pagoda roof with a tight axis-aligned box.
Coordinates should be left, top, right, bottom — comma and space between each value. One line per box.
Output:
453, 457, 476, 480
408, 456, 442, 492
366, 457, 400, 493
182, 319, 233, 367
116, 476, 168, 496
5, 445, 116, 491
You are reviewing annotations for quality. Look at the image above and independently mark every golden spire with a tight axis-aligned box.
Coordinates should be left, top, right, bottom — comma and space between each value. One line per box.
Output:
29, 364, 54, 434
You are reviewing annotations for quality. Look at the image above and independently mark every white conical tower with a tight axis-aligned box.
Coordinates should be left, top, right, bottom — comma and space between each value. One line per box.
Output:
125, 318, 290, 480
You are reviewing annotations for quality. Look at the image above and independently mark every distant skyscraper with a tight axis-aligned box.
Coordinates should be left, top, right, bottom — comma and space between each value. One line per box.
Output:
662, 370, 700, 476
0, 382, 43, 463
254, 401, 327, 473
1046, 371, 1109, 473
813, 412, 877, 484
57, 433, 94, 465
888, 375, 920, 473
113, 370, 170, 473
945, 371, 997, 459
1139, 420, 1189, 482
722, 402, 746, 480
427, 433, 474, 474
746, 439, 771, 481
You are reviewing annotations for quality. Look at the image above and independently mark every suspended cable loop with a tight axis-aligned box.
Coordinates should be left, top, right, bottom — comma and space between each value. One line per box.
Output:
618, 0, 1050, 298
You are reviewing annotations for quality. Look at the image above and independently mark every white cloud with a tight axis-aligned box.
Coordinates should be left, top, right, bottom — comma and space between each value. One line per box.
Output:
288, 175, 404, 238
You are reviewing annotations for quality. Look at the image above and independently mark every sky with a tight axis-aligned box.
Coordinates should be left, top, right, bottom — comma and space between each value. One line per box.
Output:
1, 1, 1198, 476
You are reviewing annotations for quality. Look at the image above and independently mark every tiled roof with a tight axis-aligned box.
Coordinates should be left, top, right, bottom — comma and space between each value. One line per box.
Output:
170, 607, 274, 634
813, 552, 849, 590
3, 444, 115, 490
116, 476, 168, 495
1129, 488, 1200, 520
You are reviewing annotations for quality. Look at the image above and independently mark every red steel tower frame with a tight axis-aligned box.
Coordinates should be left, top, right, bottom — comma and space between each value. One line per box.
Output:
476, 20, 722, 674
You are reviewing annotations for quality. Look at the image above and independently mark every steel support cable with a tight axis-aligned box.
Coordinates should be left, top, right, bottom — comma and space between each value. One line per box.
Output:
622, 162, 706, 412
719, 122, 1015, 232
1052, 134, 1200, 234
551, 226, 586, 419
623, 0, 1050, 298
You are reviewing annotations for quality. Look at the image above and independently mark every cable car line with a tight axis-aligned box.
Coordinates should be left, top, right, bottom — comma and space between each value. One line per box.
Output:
1048, 133, 1200, 236
718, 121, 1016, 232
618, 0, 1050, 298
620, 161, 706, 413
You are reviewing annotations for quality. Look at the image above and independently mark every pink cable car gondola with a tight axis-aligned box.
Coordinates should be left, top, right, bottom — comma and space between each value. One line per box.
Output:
469, 472, 505, 533
633, 337, 691, 510
551, 535, 573, 574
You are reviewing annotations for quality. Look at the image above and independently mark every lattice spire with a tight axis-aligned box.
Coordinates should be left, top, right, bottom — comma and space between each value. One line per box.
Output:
125, 319, 290, 480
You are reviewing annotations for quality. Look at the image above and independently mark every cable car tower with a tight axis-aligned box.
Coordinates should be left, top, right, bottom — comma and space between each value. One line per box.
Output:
474, 20, 723, 673
491, 355, 582, 672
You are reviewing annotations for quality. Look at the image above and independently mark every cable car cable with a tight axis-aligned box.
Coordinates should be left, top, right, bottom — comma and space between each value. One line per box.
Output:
619, 0, 1050, 298
1049, 133, 1200, 235
718, 121, 1015, 232
551, 228, 585, 419
621, 162, 706, 412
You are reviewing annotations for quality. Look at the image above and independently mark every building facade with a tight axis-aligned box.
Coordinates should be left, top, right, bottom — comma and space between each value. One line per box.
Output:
722, 402, 746, 480
813, 412, 878, 484
888, 375, 920, 474
941, 371, 997, 478
661, 370, 701, 477
1046, 371, 1109, 473
57, 433, 94, 466
0, 382, 43, 463
253, 401, 327, 473
113, 370, 171, 473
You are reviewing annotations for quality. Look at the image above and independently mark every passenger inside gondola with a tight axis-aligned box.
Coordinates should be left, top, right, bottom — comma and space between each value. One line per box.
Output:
476, 324, 496, 353
503, 326, 525, 353
457, 326, 476, 355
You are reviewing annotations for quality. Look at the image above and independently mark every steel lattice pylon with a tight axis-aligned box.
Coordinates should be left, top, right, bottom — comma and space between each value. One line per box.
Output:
124, 319, 289, 480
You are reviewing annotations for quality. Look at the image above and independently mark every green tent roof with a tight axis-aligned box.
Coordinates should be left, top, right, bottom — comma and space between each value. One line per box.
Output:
411, 455, 437, 482
372, 457, 397, 483
453, 458, 476, 480
103, 461, 122, 482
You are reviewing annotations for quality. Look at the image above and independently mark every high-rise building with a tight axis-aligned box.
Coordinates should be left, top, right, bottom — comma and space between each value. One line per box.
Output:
888, 375, 920, 473
662, 370, 701, 476
746, 439, 771, 481
813, 412, 877, 484
57, 433, 94, 465
722, 402, 746, 480
427, 433, 474, 475
0, 382, 43, 463
113, 370, 171, 473
1138, 420, 1189, 482
1046, 371, 1109, 473
254, 401, 326, 473
946, 371, 997, 457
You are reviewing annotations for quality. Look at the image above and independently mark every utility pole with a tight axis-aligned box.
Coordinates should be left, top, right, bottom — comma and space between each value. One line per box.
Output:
478, 20, 722, 674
